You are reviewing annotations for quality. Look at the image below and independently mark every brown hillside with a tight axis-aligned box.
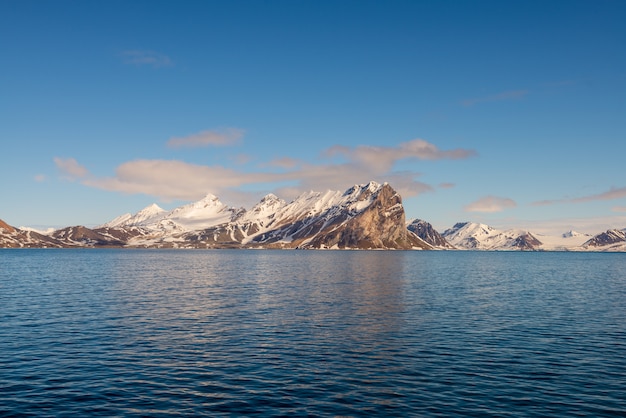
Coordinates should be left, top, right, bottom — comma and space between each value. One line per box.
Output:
0, 219, 16, 233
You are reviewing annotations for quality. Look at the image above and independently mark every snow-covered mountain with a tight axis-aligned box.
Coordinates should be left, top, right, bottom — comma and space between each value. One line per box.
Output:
0, 219, 67, 248
2, 183, 625, 251
100, 194, 240, 232
441, 222, 542, 250
561, 230, 586, 238
157, 181, 430, 249
103, 203, 166, 228
440, 222, 625, 251
581, 229, 626, 251
533, 230, 591, 251
92, 181, 429, 249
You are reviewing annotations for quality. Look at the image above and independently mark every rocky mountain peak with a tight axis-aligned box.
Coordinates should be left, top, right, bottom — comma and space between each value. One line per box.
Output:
583, 229, 626, 247
407, 219, 453, 248
562, 230, 585, 238
300, 182, 430, 249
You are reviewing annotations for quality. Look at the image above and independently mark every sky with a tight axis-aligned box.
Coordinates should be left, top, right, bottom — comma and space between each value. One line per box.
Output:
1, 0, 625, 235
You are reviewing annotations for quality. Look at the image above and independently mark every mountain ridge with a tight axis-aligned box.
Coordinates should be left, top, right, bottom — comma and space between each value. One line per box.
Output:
1, 182, 625, 251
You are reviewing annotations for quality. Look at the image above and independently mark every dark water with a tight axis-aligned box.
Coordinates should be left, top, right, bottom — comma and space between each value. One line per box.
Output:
1, 249, 625, 417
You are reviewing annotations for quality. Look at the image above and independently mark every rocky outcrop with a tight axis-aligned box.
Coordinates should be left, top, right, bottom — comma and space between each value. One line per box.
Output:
583, 229, 626, 248
51, 226, 126, 247
0, 219, 16, 234
512, 233, 543, 250
293, 184, 430, 249
0, 220, 65, 248
407, 219, 454, 248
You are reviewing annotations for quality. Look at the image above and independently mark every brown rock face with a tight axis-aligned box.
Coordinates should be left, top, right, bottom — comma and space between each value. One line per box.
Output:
512, 233, 543, 250
299, 184, 431, 249
0, 220, 67, 248
51, 226, 126, 247
583, 229, 626, 247
407, 219, 454, 248
0, 219, 16, 234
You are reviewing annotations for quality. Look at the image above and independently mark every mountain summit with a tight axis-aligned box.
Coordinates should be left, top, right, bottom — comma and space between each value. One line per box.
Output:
152, 181, 431, 249
0, 182, 430, 249
441, 222, 542, 250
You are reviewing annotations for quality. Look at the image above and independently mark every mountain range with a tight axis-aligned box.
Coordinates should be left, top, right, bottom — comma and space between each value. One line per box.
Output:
2, 181, 625, 251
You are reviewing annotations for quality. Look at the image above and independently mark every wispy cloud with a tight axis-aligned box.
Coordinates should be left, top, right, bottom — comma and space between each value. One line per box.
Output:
83, 160, 282, 202
465, 196, 517, 213
532, 186, 626, 206
461, 89, 529, 107
326, 138, 477, 172
501, 215, 626, 236
56, 138, 475, 205
612, 206, 626, 213
167, 128, 245, 148
34, 174, 46, 182
121, 50, 172, 68
266, 157, 301, 169
232, 154, 253, 165
531, 199, 557, 207
438, 182, 455, 189
571, 186, 626, 203
54, 157, 89, 179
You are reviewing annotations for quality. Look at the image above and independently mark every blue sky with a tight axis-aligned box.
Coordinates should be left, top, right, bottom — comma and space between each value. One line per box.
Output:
2, 0, 625, 234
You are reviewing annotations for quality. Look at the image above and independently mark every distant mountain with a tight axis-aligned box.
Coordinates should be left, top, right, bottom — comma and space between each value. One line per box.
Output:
50, 226, 127, 247
0, 218, 66, 248
561, 230, 586, 238
582, 229, 626, 251
102, 203, 166, 228
100, 195, 241, 232
439, 222, 626, 252
407, 219, 454, 249
441, 222, 542, 251
534, 230, 591, 251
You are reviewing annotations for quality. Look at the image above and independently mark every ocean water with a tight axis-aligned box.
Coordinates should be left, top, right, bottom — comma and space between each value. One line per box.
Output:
1, 249, 625, 417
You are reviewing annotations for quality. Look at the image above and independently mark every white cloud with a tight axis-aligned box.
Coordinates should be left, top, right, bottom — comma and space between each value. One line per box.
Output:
571, 186, 626, 203
510, 215, 626, 236
167, 128, 245, 148
55, 138, 474, 205
266, 157, 301, 169
83, 159, 283, 201
326, 139, 476, 171
54, 157, 89, 180
34, 174, 46, 182
465, 196, 517, 213
121, 50, 172, 67
532, 186, 626, 206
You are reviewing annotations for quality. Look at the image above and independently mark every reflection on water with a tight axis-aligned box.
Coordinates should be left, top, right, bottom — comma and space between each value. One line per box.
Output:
1, 249, 625, 416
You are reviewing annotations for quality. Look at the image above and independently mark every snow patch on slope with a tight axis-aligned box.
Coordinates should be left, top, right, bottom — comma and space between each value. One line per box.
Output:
100, 194, 238, 232
442, 222, 540, 250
